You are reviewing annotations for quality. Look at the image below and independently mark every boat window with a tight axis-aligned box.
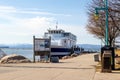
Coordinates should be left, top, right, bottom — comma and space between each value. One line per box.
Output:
64, 40, 66, 43
56, 31, 58, 34
54, 31, 55, 33
59, 31, 61, 33
64, 33, 69, 37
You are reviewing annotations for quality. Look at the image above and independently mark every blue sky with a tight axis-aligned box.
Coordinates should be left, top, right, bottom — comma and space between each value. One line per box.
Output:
0, 0, 100, 45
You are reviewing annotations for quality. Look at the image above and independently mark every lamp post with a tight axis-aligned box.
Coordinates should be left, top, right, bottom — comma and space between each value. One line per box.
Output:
95, 0, 115, 70
95, 0, 109, 46
105, 0, 109, 46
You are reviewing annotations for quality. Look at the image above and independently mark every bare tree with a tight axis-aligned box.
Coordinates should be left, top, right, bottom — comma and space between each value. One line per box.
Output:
86, 0, 120, 47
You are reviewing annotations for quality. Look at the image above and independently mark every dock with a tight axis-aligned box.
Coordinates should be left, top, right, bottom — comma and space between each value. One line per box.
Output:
0, 54, 120, 80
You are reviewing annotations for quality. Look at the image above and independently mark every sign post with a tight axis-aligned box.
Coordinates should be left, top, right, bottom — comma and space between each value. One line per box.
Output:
33, 36, 51, 62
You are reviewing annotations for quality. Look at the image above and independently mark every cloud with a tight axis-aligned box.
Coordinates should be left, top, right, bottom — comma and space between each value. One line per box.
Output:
0, 12, 56, 44
0, 6, 16, 13
0, 5, 71, 16
0, 5, 99, 44
0, 13, 99, 44
0, 16, 55, 35
15, 16, 56, 36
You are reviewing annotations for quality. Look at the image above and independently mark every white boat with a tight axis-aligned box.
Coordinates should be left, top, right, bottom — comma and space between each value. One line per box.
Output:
44, 28, 81, 57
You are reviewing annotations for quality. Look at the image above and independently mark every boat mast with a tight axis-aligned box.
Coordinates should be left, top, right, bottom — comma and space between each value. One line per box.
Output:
56, 21, 58, 30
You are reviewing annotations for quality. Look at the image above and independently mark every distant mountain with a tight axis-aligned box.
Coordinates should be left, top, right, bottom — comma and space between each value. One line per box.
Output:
8, 44, 33, 49
0, 44, 33, 49
0, 43, 101, 50
0, 44, 9, 48
77, 44, 101, 51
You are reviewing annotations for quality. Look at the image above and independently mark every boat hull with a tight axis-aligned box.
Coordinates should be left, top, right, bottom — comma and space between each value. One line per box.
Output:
50, 47, 71, 57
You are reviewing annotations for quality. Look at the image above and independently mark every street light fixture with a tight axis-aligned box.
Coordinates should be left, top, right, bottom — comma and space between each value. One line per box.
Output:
95, 0, 109, 46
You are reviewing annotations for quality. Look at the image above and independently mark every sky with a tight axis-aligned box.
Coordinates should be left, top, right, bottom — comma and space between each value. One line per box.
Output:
0, 0, 100, 45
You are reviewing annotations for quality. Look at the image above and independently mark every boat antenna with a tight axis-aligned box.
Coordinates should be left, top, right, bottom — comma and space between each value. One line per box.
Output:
56, 21, 58, 30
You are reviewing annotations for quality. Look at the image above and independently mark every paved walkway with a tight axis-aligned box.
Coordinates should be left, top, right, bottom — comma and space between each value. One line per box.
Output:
0, 54, 120, 80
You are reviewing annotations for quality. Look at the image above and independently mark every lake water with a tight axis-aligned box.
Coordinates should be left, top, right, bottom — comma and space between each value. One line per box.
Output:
1, 48, 34, 60
1, 48, 99, 61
